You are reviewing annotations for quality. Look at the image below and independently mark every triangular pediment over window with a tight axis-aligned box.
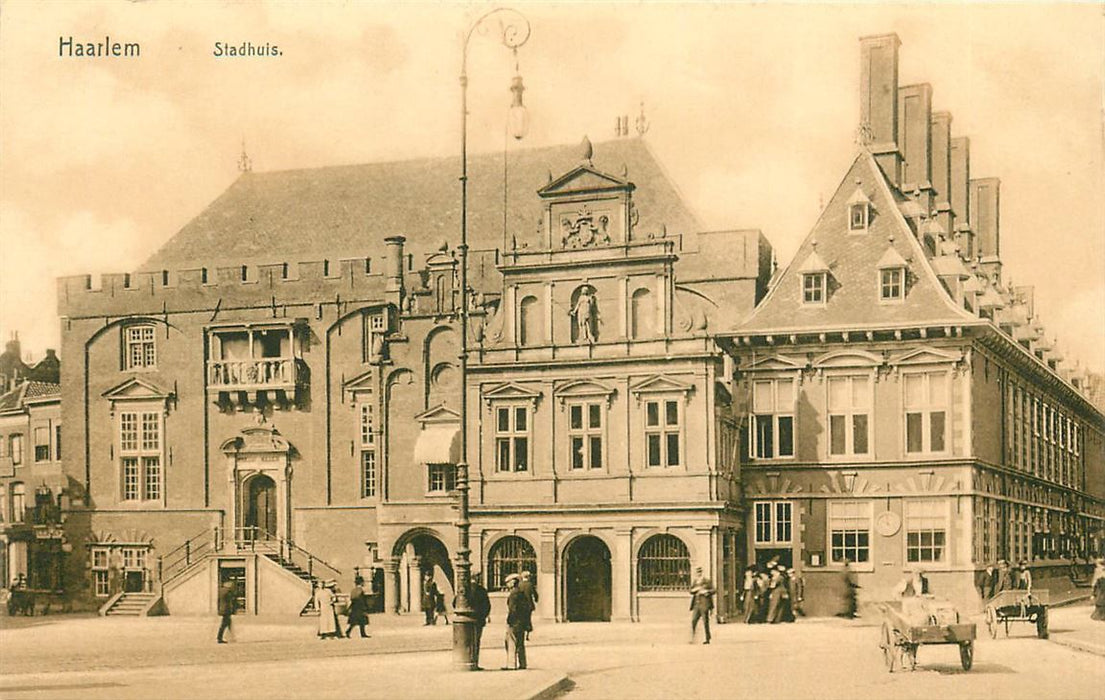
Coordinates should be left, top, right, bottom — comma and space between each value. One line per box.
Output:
102, 377, 172, 404
630, 374, 694, 397
482, 382, 542, 406
414, 403, 461, 426
743, 355, 805, 372
539, 165, 633, 198
888, 347, 962, 367
343, 369, 375, 400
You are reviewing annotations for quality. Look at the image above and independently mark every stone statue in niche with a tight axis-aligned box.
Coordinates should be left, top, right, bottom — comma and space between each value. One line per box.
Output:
561, 206, 611, 249
571, 286, 599, 344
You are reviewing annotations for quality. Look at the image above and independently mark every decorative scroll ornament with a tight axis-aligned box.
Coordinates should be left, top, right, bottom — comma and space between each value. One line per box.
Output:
561, 205, 611, 249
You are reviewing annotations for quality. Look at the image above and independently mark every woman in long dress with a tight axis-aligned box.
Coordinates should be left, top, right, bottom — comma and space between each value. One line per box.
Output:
316, 581, 341, 639
1092, 560, 1105, 622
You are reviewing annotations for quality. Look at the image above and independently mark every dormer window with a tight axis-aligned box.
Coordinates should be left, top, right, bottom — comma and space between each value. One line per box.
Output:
880, 268, 904, 301
803, 273, 826, 304
846, 188, 872, 233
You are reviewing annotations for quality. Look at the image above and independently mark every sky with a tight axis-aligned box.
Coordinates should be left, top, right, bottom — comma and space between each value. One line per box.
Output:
0, 1, 1102, 373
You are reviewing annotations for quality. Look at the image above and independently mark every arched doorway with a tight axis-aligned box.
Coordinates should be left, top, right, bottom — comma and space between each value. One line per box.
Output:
245, 474, 277, 539
392, 530, 454, 615
564, 535, 611, 621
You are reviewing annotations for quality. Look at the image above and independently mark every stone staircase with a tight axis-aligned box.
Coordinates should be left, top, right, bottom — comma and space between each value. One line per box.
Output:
103, 592, 158, 616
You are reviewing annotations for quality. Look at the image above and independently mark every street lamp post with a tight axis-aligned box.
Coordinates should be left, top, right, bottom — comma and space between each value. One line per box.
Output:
453, 7, 530, 671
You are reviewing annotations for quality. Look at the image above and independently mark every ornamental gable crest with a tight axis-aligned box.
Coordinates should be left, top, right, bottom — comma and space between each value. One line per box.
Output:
559, 205, 612, 249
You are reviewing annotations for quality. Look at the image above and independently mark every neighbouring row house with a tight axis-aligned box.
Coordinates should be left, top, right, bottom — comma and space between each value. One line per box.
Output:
722, 34, 1105, 615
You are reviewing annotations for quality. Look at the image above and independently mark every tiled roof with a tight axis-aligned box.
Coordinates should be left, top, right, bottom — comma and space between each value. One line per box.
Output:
0, 381, 60, 414
736, 153, 976, 333
141, 138, 703, 270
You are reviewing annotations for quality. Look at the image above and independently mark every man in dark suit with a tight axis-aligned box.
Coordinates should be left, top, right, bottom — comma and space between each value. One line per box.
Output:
465, 573, 492, 670
216, 581, 236, 644
504, 573, 533, 670
975, 562, 996, 602
689, 567, 715, 644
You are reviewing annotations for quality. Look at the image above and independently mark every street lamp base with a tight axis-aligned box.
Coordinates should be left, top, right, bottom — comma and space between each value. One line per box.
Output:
452, 615, 479, 671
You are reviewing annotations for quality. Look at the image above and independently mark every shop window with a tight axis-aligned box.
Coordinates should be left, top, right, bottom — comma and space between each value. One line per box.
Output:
494, 405, 530, 473
637, 534, 691, 591
486, 536, 536, 592
754, 501, 792, 545
644, 399, 681, 468
751, 379, 795, 459
827, 375, 871, 457
903, 371, 949, 454
124, 325, 157, 370
829, 500, 871, 564
568, 402, 604, 470
905, 499, 947, 563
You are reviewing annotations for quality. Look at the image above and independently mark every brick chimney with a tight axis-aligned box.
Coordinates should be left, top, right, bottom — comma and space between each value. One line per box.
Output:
860, 34, 903, 187
930, 112, 954, 238
384, 235, 406, 307
898, 83, 933, 207
970, 177, 1001, 279
949, 137, 973, 260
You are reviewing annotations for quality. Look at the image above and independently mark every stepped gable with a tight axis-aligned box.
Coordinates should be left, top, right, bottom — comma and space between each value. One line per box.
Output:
737, 152, 976, 334
141, 138, 702, 270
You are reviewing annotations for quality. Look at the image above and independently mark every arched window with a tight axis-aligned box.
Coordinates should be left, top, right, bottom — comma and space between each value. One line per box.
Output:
487, 535, 537, 592
636, 534, 690, 591
518, 295, 542, 347
630, 287, 655, 339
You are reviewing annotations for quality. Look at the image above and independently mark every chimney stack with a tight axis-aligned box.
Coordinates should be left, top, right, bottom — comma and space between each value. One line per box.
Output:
384, 235, 406, 306
930, 112, 954, 240
949, 137, 973, 260
970, 177, 1001, 279
898, 83, 933, 206
860, 34, 903, 187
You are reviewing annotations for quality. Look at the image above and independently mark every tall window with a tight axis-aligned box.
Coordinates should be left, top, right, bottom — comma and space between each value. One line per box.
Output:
495, 406, 529, 472
828, 375, 870, 457
125, 325, 157, 369
752, 378, 795, 459
487, 536, 536, 592
568, 402, 603, 470
630, 287, 656, 339
91, 548, 110, 597
55, 425, 62, 461
119, 410, 162, 501
637, 534, 691, 591
802, 273, 826, 304
905, 499, 947, 563
427, 463, 455, 493
518, 295, 542, 347
880, 268, 904, 301
829, 500, 871, 564
10, 434, 22, 465
754, 501, 792, 545
11, 482, 25, 523
903, 371, 948, 454
644, 399, 680, 468
0, 485, 5, 522
359, 403, 376, 498
34, 427, 50, 462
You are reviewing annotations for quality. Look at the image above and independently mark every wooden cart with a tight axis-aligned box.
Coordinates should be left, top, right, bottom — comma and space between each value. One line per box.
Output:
877, 600, 977, 672
984, 589, 1049, 640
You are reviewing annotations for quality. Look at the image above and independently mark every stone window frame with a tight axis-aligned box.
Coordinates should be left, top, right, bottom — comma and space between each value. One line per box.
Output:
828, 499, 873, 572
123, 324, 158, 371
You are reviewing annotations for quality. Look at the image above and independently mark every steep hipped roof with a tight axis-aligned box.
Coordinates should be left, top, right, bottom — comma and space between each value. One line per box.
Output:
736, 152, 976, 334
141, 138, 702, 270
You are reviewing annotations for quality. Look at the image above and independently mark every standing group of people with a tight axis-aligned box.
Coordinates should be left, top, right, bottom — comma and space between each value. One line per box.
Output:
974, 559, 1033, 600
740, 562, 805, 624
420, 573, 449, 626
315, 576, 372, 640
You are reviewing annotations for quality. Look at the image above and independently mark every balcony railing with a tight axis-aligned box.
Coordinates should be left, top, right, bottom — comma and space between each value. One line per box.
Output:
208, 358, 300, 389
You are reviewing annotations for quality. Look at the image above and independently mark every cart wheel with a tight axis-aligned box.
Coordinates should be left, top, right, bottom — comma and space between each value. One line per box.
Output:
959, 641, 974, 671
1036, 608, 1049, 640
880, 622, 896, 673
985, 606, 997, 639
901, 644, 917, 672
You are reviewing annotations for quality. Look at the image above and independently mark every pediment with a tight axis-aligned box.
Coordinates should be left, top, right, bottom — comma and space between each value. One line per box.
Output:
538, 165, 632, 197
424, 251, 456, 268
630, 374, 694, 397
221, 423, 291, 455
102, 377, 172, 402
343, 369, 375, 395
554, 379, 616, 406
744, 355, 805, 372
482, 382, 543, 405
414, 403, 460, 426
812, 350, 883, 369
888, 347, 962, 367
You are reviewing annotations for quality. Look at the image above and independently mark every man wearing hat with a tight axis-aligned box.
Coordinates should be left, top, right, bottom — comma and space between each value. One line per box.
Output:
216, 581, 237, 644
688, 566, 715, 644
504, 573, 533, 670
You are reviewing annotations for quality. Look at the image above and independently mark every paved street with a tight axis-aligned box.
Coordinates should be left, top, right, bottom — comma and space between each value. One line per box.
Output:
1, 607, 1103, 699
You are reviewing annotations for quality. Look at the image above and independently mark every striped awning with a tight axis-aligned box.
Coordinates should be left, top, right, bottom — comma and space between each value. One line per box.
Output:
413, 425, 461, 465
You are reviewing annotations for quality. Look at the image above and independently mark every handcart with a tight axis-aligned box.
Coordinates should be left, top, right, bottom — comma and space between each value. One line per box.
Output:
984, 589, 1049, 639
876, 598, 977, 672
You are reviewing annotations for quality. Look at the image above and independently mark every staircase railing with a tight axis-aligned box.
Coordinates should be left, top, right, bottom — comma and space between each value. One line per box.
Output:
159, 528, 219, 586
230, 526, 342, 584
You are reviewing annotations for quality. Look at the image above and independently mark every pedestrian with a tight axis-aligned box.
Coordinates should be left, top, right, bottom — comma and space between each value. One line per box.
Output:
740, 565, 755, 617
469, 573, 492, 669
754, 569, 771, 623
434, 588, 450, 625
519, 570, 538, 639
838, 560, 859, 619
1091, 559, 1105, 622
344, 575, 371, 639
994, 559, 1015, 594
504, 573, 533, 670
787, 568, 805, 617
975, 562, 996, 602
316, 580, 342, 639
688, 566, 715, 643
421, 573, 438, 626
766, 565, 789, 624
216, 581, 236, 644
1017, 561, 1033, 592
